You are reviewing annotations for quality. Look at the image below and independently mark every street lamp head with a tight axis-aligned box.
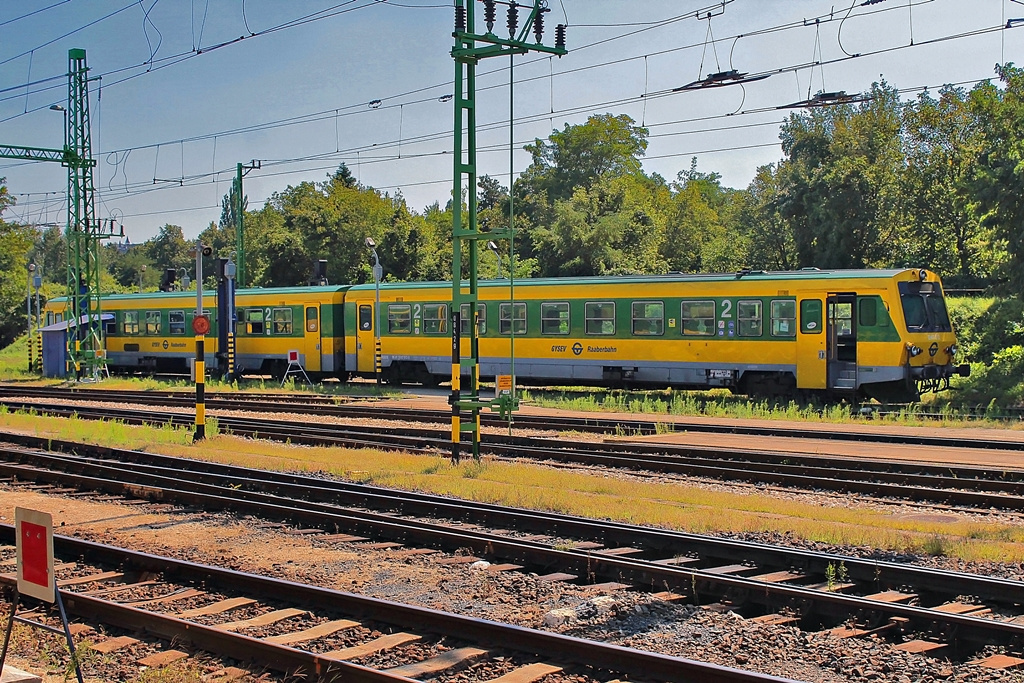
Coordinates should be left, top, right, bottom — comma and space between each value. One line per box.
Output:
364, 237, 376, 249
141, 264, 147, 272
487, 241, 498, 251
28, 263, 36, 273
49, 104, 65, 112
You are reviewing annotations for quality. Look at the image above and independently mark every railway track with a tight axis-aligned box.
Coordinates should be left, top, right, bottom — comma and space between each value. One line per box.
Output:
2, 396, 1024, 512
0, 529, 787, 683
1, 434, 1024, 669
3, 384, 1023, 449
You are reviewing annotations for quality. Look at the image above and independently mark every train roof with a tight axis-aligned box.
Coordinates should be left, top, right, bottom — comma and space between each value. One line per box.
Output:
47, 269, 930, 304
347, 268, 927, 291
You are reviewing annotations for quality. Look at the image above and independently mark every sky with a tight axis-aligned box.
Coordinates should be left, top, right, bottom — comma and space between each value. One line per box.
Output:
0, 0, 1020, 242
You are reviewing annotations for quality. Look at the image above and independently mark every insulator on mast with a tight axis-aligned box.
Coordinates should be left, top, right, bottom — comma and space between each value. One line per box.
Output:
507, 1, 518, 37
554, 23, 566, 51
483, 0, 496, 33
455, 4, 466, 32
533, 7, 545, 43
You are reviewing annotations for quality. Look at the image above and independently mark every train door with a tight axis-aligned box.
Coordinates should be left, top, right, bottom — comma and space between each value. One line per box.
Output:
827, 293, 857, 391
356, 302, 376, 373
303, 304, 322, 373
796, 294, 826, 389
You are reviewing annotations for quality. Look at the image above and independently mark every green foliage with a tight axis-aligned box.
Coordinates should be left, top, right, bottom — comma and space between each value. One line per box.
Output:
945, 296, 996, 362
971, 64, 1024, 290
950, 345, 1024, 408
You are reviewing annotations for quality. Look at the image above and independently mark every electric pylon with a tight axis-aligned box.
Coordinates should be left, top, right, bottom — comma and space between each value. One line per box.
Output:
449, 1, 566, 461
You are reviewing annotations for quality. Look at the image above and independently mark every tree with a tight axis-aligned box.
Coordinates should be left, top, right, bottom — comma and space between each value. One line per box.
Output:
662, 159, 746, 273
521, 114, 649, 204
778, 82, 905, 269
900, 86, 998, 285
971, 64, 1024, 290
737, 164, 797, 270
0, 179, 37, 345
330, 163, 358, 189
219, 179, 248, 231
144, 224, 193, 273
530, 174, 666, 277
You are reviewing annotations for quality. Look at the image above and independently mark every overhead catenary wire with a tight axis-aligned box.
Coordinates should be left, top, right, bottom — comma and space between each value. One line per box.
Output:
1, 1, 1006, 233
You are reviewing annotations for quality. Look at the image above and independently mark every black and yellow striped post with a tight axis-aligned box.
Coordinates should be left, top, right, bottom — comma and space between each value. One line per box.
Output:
226, 330, 236, 382
374, 337, 382, 383
450, 309, 461, 462
194, 333, 205, 441
33, 333, 42, 373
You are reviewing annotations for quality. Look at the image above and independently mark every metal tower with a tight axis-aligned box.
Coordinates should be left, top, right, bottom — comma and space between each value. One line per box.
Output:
0, 49, 115, 379
449, 1, 566, 461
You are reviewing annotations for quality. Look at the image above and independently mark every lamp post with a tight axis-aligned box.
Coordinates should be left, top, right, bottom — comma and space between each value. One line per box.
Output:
487, 240, 503, 279
138, 264, 146, 293
177, 267, 191, 291
365, 237, 382, 385
27, 263, 35, 372
33, 265, 42, 370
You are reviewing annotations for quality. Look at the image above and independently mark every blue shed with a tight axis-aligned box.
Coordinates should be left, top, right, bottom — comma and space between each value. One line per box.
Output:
39, 314, 113, 378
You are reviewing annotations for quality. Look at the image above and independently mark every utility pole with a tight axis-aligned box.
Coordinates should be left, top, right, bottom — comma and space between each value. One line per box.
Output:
234, 160, 260, 288
0, 49, 118, 380
449, 1, 566, 462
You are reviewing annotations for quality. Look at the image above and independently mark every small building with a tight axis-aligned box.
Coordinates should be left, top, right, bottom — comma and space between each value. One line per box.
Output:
39, 314, 113, 378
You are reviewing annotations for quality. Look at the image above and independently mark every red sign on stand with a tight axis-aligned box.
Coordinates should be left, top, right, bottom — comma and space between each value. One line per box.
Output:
15, 507, 54, 603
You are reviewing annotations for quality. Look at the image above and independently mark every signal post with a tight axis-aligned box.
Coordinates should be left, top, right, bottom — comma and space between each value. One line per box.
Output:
449, 0, 566, 461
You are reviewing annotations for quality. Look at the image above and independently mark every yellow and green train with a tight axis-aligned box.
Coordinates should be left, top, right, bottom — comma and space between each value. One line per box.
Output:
45, 268, 969, 401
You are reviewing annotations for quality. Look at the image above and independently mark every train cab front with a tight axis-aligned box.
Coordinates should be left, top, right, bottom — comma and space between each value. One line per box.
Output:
899, 270, 970, 393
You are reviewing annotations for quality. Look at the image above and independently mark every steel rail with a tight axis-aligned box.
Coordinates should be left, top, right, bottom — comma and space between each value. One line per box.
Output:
1, 399, 1022, 511
0, 526, 794, 683
2, 444, 1024, 654
3, 385, 1023, 450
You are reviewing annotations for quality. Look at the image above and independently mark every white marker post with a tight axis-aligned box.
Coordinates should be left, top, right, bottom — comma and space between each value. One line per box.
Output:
0, 508, 83, 683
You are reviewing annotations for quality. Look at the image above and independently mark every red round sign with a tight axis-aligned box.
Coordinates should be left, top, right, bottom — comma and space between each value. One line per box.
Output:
192, 314, 210, 335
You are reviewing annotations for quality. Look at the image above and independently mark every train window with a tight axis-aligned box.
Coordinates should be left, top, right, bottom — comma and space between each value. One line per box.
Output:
800, 300, 822, 334
833, 302, 854, 336
858, 298, 877, 327
122, 311, 139, 335
770, 300, 796, 337
632, 301, 664, 336
169, 311, 186, 335
541, 302, 570, 335
272, 308, 293, 334
246, 308, 265, 335
359, 305, 372, 331
388, 305, 412, 334
423, 304, 448, 334
145, 311, 161, 335
460, 303, 487, 336
680, 301, 715, 336
737, 300, 763, 337
306, 307, 318, 332
925, 295, 952, 332
585, 302, 615, 335
499, 302, 527, 335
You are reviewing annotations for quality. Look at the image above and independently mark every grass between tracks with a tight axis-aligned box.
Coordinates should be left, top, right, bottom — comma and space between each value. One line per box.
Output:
0, 409, 1022, 565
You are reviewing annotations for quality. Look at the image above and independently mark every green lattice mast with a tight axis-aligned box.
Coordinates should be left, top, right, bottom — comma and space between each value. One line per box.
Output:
449, 1, 566, 461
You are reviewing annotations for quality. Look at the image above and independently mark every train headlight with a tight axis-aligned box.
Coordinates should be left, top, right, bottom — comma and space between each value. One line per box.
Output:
906, 343, 923, 357
945, 344, 958, 356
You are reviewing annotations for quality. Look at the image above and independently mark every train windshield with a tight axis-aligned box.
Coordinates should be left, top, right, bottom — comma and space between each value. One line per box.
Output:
899, 280, 951, 332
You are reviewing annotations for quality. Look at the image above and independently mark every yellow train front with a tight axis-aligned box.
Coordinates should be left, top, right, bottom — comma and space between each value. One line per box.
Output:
344, 268, 969, 401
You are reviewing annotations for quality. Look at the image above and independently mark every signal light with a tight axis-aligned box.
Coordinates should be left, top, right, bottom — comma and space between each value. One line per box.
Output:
555, 23, 566, 51
483, 0, 496, 33
507, 1, 518, 37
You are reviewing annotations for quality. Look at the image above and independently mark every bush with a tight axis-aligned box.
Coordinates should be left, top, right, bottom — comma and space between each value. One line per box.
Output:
963, 297, 1024, 363
949, 345, 1024, 409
